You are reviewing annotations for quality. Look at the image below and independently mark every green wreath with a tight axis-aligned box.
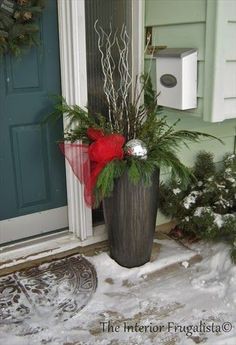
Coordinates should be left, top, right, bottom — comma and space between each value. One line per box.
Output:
0, 0, 45, 56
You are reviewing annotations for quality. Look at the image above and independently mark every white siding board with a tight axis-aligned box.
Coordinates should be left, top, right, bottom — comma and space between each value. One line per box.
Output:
164, 98, 204, 118
224, 0, 236, 21
224, 62, 236, 98
145, 0, 206, 27
176, 136, 235, 167
224, 98, 236, 119
164, 113, 236, 138
225, 22, 236, 61
152, 23, 205, 61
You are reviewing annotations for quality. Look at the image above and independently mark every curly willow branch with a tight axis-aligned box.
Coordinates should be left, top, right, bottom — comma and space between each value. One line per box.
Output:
116, 24, 132, 135
94, 20, 132, 135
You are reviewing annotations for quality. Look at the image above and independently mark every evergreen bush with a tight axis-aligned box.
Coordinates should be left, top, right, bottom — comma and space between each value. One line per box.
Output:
160, 152, 236, 262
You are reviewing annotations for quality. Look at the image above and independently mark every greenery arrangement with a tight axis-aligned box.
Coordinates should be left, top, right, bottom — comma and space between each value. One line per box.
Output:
0, 0, 44, 56
160, 151, 236, 262
52, 84, 220, 207
50, 23, 221, 207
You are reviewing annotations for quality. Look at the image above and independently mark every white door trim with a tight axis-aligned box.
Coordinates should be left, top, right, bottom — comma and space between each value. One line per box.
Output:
0, 207, 68, 244
57, 0, 93, 241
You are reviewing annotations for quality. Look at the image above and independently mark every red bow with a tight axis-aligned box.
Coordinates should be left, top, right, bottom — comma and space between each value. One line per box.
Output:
60, 128, 125, 206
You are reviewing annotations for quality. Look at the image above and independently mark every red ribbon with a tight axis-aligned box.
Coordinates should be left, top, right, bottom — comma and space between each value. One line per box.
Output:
59, 128, 125, 207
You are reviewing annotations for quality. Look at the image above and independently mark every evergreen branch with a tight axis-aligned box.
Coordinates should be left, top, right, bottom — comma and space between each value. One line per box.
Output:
95, 160, 126, 204
152, 148, 193, 186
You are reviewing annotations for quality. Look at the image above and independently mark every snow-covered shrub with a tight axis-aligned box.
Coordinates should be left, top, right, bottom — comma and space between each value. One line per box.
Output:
160, 151, 236, 262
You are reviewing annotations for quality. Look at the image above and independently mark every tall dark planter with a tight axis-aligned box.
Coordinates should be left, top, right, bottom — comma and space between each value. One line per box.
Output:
103, 169, 160, 268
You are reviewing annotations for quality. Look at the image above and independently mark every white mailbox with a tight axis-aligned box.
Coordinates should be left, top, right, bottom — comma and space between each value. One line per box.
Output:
155, 48, 197, 110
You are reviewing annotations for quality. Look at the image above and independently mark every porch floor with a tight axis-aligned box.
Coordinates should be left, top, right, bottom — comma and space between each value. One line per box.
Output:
0, 234, 235, 345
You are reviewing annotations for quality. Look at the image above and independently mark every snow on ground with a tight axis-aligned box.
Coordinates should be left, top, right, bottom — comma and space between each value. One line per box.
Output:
0, 238, 236, 345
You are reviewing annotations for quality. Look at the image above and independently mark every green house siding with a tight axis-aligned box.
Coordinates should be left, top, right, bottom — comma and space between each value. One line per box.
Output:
145, 0, 236, 225
146, 0, 236, 122
145, 0, 206, 119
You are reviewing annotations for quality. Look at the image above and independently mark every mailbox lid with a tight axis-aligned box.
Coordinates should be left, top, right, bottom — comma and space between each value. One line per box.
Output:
155, 48, 197, 58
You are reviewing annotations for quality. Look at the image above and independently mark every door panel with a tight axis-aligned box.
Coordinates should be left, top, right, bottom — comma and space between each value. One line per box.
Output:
11, 124, 49, 207
0, 0, 67, 242
5, 48, 42, 91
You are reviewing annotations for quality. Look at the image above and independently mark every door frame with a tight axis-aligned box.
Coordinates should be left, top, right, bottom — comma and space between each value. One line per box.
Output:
0, 0, 69, 245
57, 0, 144, 244
0, 0, 144, 248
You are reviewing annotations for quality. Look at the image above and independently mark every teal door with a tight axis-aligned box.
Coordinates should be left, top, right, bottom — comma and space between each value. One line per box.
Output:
0, 0, 67, 243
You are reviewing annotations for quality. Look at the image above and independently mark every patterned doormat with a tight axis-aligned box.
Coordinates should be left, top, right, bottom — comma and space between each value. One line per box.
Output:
0, 255, 97, 333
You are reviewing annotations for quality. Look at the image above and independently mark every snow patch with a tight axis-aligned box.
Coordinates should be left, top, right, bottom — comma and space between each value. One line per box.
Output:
181, 261, 189, 268
173, 188, 181, 195
214, 214, 224, 228
1, 240, 236, 345
183, 191, 200, 209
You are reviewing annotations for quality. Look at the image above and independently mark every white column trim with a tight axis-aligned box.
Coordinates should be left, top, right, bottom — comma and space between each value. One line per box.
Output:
203, 0, 225, 122
57, 0, 93, 241
132, 0, 145, 81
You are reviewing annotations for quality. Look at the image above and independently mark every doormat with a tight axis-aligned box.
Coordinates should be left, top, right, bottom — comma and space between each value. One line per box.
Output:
0, 255, 97, 333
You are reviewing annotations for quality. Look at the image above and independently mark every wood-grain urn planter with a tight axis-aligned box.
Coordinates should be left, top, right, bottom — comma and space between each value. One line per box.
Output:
103, 170, 160, 268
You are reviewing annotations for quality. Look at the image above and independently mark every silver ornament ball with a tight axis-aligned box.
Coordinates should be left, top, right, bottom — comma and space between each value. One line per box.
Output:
125, 139, 148, 159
